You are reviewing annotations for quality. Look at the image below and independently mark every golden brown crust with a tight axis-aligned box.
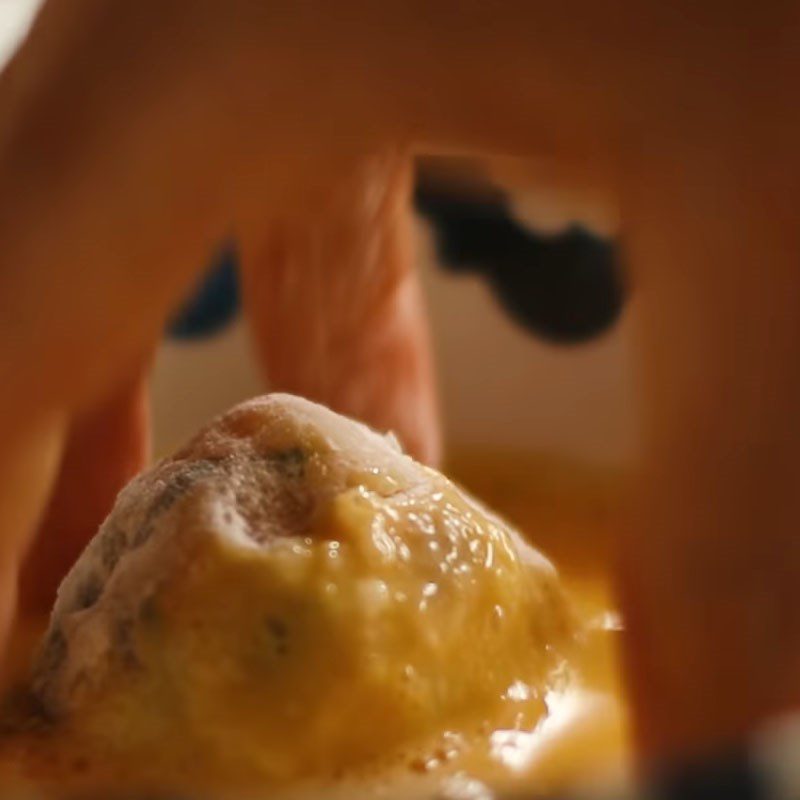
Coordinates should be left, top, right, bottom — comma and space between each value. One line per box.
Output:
29, 394, 570, 788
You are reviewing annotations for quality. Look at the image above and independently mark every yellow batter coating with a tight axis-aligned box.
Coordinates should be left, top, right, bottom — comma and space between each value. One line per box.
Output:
27, 395, 573, 787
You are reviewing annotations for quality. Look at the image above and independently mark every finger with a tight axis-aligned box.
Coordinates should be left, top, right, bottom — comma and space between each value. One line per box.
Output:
18, 361, 151, 617
239, 152, 441, 466
0, 415, 66, 651
617, 86, 800, 764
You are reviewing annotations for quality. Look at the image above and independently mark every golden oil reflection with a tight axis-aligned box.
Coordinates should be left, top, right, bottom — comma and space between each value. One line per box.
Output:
477, 687, 629, 800
483, 607, 629, 794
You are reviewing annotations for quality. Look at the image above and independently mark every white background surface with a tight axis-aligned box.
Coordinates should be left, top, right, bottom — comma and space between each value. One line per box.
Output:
152, 227, 640, 464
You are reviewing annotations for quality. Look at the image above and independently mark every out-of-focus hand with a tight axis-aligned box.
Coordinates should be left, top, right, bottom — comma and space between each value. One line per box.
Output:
0, 0, 798, 775
0, 1, 445, 623
16, 148, 441, 619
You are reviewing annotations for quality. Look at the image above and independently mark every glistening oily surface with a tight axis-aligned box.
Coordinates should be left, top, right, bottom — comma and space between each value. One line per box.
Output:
0, 395, 628, 797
